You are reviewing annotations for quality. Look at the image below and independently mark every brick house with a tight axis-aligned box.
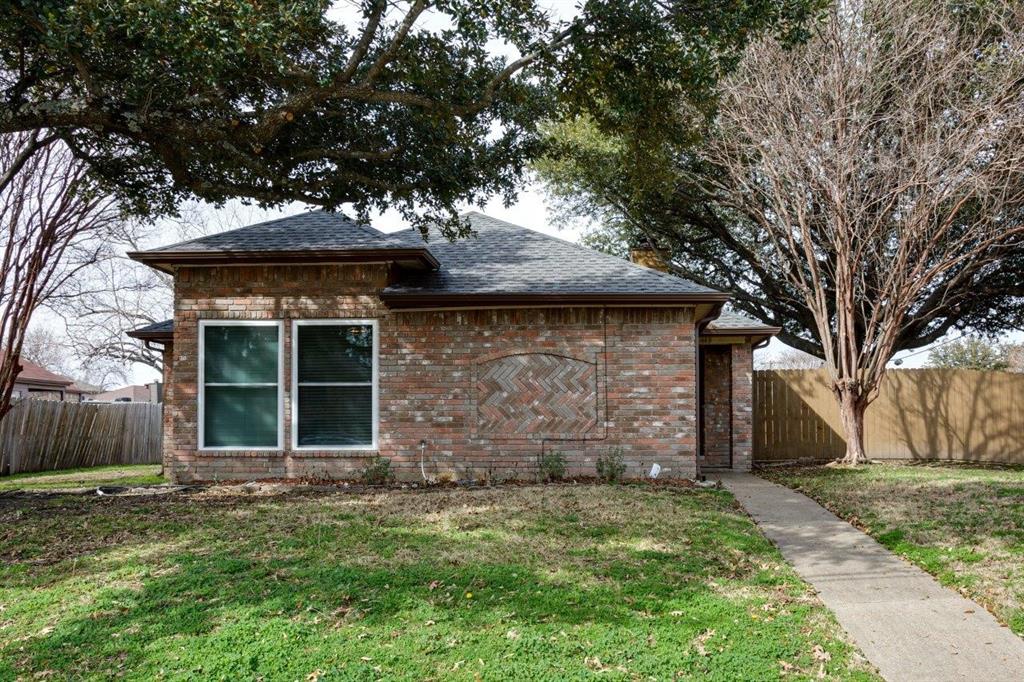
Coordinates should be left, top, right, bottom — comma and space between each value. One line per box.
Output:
11, 357, 74, 401
128, 212, 777, 483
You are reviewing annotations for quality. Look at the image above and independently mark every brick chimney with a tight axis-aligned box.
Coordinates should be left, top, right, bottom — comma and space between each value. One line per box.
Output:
629, 238, 669, 272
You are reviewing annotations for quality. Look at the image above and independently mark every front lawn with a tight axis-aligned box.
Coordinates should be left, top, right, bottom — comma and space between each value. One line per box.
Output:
0, 464, 164, 491
762, 464, 1024, 634
0, 485, 876, 680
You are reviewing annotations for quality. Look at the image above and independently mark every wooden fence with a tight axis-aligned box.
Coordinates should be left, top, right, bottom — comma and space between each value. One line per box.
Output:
754, 369, 1024, 464
0, 400, 162, 476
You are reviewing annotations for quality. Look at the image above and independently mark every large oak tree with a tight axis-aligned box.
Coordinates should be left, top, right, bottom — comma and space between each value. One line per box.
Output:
1, 0, 815, 235
1, 0, 818, 418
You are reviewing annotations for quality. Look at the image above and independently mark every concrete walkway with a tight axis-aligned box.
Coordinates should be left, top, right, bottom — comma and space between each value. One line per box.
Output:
715, 472, 1024, 682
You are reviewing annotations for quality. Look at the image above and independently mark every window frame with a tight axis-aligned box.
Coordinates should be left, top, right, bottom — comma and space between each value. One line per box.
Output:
198, 319, 284, 451
291, 318, 379, 452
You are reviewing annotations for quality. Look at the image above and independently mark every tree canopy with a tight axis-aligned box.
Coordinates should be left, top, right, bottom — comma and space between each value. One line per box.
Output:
538, 0, 1024, 356
927, 338, 1011, 372
540, 0, 1024, 463
1, 0, 816, 236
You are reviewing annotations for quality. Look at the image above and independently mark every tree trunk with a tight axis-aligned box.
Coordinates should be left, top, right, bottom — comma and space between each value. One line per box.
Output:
837, 388, 869, 465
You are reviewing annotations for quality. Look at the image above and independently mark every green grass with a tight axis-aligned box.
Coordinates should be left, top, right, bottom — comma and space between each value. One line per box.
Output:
0, 464, 164, 492
761, 463, 1024, 634
0, 485, 877, 680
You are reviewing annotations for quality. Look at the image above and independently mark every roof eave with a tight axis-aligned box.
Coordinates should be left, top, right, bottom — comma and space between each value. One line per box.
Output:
17, 377, 73, 388
380, 291, 731, 309
126, 329, 174, 342
702, 325, 782, 336
127, 247, 440, 274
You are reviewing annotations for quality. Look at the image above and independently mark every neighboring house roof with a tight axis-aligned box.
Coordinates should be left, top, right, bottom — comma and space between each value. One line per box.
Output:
380, 213, 727, 306
127, 211, 439, 272
14, 357, 74, 388
93, 384, 152, 402
67, 381, 103, 395
705, 309, 781, 336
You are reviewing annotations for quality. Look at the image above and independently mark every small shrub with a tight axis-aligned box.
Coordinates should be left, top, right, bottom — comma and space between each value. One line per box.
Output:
596, 448, 627, 483
539, 451, 567, 482
359, 456, 392, 485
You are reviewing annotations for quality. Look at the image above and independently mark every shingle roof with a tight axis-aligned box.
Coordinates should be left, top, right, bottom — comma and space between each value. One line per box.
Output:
135, 319, 173, 334
128, 210, 438, 272
67, 381, 103, 394
15, 357, 73, 387
706, 308, 781, 335
130, 210, 728, 304
381, 213, 723, 299
145, 211, 408, 253
126, 319, 174, 340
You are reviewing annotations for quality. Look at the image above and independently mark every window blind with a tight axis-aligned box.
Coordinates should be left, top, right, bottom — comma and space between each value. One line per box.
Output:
295, 323, 374, 447
202, 324, 279, 448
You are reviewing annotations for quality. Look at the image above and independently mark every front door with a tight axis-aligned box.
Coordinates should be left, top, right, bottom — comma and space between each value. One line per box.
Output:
699, 346, 732, 468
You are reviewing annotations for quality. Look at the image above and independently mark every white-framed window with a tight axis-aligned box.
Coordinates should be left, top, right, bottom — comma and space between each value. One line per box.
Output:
198, 320, 283, 450
291, 319, 378, 450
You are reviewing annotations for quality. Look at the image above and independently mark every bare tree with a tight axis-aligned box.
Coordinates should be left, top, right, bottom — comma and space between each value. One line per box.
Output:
19, 326, 74, 376
757, 347, 824, 371
0, 133, 120, 419
54, 203, 277, 374
700, 0, 1024, 463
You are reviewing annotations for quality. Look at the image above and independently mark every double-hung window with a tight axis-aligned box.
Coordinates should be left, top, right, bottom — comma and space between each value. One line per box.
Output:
292, 320, 378, 449
199, 321, 282, 449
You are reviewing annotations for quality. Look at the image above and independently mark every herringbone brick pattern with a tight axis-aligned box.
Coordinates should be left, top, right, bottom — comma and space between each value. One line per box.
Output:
476, 353, 598, 436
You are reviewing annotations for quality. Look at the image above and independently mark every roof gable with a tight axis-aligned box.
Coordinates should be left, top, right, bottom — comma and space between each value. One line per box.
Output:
128, 210, 728, 305
128, 211, 438, 272
705, 308, 781, 336
146, 211, 397, 253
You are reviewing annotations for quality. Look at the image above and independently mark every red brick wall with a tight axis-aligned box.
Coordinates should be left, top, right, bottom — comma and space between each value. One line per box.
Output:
700, 346, 732, 468
161, 346, 174, 474
166, 264, 698, 482
730, 342, 754, 472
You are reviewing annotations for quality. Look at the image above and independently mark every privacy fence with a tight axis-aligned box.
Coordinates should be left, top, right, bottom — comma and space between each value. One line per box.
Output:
754, 369, 1024, 464
0, 400, 162, 476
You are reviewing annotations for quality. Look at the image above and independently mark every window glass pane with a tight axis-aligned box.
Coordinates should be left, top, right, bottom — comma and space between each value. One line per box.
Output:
204, 386, 278, 447
204, 325, 279, 384
297, 325, 372, 383
297, 385, 372, 446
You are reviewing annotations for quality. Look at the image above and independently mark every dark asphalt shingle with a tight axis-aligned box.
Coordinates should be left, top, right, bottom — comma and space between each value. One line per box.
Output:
382, 212, 720, 296
706, 308, 779, 332
147, 211, 411, 253
137, 210, 722, 298
133, 320, 174, 334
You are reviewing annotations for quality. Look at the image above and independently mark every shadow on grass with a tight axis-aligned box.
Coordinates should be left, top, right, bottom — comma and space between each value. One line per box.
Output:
1, 487, 870, 680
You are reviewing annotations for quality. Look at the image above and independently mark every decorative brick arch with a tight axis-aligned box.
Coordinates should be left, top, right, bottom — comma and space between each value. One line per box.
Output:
474, 351, 599, 439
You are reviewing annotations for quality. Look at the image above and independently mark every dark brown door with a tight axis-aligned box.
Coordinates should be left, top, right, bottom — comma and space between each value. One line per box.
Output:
699, 346, 732, 468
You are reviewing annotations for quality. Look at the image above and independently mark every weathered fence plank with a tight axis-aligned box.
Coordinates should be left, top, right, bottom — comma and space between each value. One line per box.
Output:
754, 369, 1024, 464
0, 400, 162, 475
